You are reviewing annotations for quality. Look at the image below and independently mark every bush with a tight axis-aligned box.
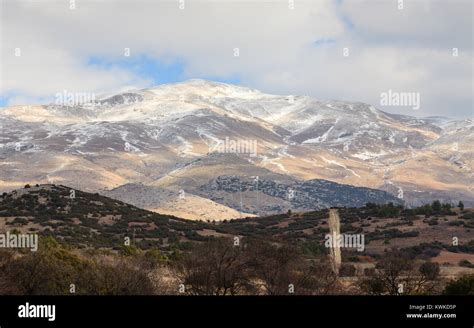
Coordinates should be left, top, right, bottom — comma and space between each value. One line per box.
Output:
458, 260, 474, 268
427, 218, 439, 226
0, 237, 156, 295
443, 274, 474, 295
339, 264, 356, 277
419, 262, 440, 280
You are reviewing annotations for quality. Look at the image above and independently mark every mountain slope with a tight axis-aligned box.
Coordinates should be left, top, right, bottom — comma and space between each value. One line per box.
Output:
103, 183, 255, 221
1, 79, 472, 217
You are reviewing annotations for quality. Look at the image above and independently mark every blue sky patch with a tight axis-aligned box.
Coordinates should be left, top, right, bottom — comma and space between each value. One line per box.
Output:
87, 54, 185, 85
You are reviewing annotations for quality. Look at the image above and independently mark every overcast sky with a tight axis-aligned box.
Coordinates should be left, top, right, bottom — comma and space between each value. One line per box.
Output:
0, 0, 472, 119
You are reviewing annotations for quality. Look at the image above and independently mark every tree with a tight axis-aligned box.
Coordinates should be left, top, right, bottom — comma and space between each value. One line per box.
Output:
443, 274, 474, 295
419, 262, 440, 281
245, 239, 300, 295
358, 250, 440, 295
245, 239, 340, 295
173, 238, 253, 295
432, 200, 442, 213
441, 203, 452, 213
172, 238, 340, 295
458, 201, 465, 211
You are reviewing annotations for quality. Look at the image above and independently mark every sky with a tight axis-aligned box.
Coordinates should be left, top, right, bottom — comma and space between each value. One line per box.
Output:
0, 0, 472, 119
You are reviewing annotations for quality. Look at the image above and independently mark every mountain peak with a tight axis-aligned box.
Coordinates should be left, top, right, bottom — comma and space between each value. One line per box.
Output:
145, 79, 263, 100
0, 80, 472, 211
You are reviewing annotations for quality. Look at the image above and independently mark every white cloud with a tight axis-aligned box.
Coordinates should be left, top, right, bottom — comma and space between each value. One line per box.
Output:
0, 0, 472, 118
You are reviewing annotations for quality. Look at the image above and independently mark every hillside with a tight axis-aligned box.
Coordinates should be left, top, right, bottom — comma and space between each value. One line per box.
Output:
103, 183, 256, 221
1, 184, 473, 268
0, 184, 211, 249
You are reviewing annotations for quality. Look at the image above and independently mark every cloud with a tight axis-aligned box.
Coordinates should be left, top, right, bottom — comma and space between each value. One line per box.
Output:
0, 0, 472, 118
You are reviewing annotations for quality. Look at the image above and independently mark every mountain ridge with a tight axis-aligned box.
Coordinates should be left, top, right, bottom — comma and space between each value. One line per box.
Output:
1, 80, 472, 219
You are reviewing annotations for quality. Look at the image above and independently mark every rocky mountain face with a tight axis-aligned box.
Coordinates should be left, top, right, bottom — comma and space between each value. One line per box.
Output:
0, 79, 472, 219
197, 175, 401, 215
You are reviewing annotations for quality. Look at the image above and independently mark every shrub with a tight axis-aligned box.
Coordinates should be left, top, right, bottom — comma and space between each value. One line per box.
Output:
0, 237, 156, 295
443, 274, 474, 295
339, 264, 356, 277
458, 260, 474, 268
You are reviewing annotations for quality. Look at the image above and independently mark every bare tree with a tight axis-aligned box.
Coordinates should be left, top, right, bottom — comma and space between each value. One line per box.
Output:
173, 238, 253, 295
245, 239, 339, 295
358, 250, 440, 295
245, 239, 300, 295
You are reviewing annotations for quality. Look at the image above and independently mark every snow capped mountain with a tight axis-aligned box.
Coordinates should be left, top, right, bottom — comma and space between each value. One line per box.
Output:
0, 79, 472, 218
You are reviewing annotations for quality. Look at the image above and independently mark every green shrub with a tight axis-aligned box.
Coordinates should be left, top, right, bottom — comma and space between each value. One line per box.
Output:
443, 274, 474, 295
